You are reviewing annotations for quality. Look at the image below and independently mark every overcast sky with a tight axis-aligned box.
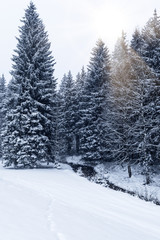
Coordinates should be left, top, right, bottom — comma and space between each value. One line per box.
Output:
1, 0, 160, 83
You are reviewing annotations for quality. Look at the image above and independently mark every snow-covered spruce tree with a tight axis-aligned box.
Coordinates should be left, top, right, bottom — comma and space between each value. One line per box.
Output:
80, 39, 110, 163
141, 10, 160, 77
0, 75, 6, 157
129, 48, 155, 170
110, 32, 134, 165
110, 32, 152, 168
3, 80, 49, 167
130, 16, 160, 182
55, 74, 67, 159
130, 10, 160, 175
57, 71, 76, 158
130, 28, 144, 55
140, 10, 160, 167
74, 66, 87, 154
1, 77, 20, 166
2, 2, 57, 167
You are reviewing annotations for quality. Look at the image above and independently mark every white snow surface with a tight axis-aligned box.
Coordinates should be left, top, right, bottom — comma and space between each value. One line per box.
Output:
0, 163, 160, 240
95, 163, 160, 202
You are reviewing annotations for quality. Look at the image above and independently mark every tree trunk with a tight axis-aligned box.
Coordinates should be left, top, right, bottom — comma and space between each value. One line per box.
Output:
128, 165, 132, 178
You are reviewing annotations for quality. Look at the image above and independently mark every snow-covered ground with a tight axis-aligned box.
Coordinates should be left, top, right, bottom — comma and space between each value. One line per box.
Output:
0, 163, 160, 240
94, 162, 160, 203
65, 156, 160, 203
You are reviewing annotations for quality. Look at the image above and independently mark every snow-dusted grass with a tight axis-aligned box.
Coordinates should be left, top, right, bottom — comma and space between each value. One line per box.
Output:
0, 162, 160, 240
95, 162, 160, 204
65, 156, 160, 204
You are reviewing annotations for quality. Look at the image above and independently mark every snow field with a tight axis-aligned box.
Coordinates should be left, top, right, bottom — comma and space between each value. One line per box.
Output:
0, 164, 160, 240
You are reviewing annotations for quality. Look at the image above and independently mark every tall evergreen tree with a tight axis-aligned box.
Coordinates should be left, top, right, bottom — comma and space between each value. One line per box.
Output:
129, 12, 160, 181
81, 39, 110, 163
110, 32, 134, 164
130, 28, 144, 55
139, 10, 160, 169
74, 67, 87, 154
111, 28, 158, 181
0, 75, 6, 157
57, 71, 76, 157
129, 48, 155, 172
110, 32, 152, 167
141, 9, 160, 77
2, 2, 57, 167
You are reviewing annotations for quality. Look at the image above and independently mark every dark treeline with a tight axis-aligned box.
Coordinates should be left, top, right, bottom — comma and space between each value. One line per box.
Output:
0, 3, 159, 183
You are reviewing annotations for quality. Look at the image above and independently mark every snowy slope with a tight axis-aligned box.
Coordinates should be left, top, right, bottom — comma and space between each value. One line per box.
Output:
94, 162, 160, 203
0, 164, 160, 240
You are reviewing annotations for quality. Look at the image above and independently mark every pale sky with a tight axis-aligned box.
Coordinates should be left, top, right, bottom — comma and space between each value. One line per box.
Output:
1, 0, 160, 83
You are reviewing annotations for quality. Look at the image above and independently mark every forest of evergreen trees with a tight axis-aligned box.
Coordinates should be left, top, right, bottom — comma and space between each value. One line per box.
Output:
0, 3, 159, 183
